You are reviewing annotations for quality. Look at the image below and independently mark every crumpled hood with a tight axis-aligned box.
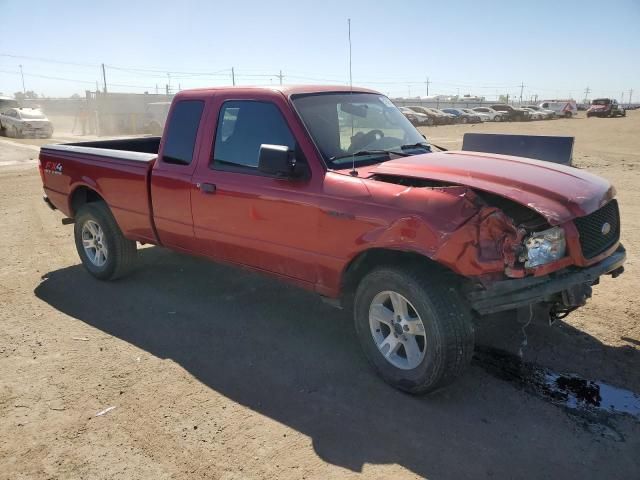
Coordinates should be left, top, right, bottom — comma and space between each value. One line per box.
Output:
368, 151, 615, 225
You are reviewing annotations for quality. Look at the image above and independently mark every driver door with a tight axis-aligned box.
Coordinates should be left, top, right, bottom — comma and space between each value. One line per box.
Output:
190, 97, 322, 285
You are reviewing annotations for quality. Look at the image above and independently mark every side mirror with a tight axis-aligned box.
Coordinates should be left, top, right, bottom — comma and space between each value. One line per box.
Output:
258, 144, 304, 179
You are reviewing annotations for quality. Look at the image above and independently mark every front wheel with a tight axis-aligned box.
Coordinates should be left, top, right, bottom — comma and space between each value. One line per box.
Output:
354, 267, 474, 394
74, 202, 137, 280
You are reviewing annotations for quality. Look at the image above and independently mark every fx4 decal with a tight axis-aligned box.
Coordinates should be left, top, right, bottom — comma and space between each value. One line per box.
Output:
44, 161, 63, 175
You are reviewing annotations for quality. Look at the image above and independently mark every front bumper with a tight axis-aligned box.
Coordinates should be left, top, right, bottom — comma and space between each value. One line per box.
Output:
467, 246, 626, 315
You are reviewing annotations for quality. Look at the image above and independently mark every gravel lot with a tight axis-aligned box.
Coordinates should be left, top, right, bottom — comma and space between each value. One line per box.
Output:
1, 113, 639, 479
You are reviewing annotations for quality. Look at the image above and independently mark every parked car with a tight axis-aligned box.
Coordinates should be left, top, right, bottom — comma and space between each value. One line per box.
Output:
521, 107, 546, 120
407, 106, 445, 125
490, 104, 531, 121
407, 106, 456, 125
587, 98, 626, 118
399, 106, 432, 126
430, 108, 457, 124
471, 106, 505, 122
39, 85, 626, 394
540, 100, 578, 118
441, 108, 482, 123
523, 105, 556, 119
461, 108, 490, 122
0, 107, 53, 138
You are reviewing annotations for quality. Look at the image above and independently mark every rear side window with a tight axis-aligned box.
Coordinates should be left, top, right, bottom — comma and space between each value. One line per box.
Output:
212, 100, 295, 171
162, 100, 204, 165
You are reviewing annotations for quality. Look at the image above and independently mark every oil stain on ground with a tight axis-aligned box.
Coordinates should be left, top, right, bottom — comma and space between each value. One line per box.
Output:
473, 346, 640, 432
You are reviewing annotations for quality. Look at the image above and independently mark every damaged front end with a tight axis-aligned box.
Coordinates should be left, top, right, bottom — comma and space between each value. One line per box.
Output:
368, 173, 625, 322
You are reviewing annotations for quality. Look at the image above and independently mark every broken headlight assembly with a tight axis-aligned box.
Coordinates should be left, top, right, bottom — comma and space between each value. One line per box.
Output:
521, 226, 566, 268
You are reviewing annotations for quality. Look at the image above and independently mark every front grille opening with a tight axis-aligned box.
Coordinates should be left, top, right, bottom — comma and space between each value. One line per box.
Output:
574, 200, 620, 259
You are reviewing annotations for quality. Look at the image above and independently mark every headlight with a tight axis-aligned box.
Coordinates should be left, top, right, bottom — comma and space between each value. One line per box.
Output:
523, 227, 566, 268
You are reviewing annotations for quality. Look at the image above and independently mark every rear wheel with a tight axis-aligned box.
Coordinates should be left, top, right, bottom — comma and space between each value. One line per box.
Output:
74, 202, 137, 280
564, 111, 572, 118
354, 267, 474, 394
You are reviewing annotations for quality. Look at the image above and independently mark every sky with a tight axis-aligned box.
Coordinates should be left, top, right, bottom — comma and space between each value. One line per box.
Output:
1, 0, 639, 102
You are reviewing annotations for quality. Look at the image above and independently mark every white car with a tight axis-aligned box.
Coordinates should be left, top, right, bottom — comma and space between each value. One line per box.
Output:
471, 107, 505, 122
461, 108, 490, 122
0, 107, 53, 138
523, 105, 555, 119
521, 107, 545, 120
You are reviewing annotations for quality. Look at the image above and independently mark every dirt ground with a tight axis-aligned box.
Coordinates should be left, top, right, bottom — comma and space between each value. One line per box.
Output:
1, 112, 639, 479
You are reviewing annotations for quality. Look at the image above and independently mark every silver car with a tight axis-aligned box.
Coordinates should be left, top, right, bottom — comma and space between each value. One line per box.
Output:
0, 107, 53, 138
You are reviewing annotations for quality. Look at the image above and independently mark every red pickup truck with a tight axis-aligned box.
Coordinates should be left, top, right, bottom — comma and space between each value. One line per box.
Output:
39, 85, 625, 394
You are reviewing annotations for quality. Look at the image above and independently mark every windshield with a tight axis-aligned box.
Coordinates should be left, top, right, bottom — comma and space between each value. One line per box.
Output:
593, 99, 610, 105
292, 92, 429, 169
19, 110, 46, 119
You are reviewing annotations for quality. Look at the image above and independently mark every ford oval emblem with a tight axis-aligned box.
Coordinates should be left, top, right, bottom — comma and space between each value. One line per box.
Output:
601, 222, 611, 235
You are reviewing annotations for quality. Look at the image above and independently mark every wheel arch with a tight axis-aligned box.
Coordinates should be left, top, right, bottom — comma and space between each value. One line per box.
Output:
69, 185, 105, 217
339, 248, 462, 308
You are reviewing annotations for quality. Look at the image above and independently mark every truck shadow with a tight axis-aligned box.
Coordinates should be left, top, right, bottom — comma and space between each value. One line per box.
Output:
34, 246, 640, 478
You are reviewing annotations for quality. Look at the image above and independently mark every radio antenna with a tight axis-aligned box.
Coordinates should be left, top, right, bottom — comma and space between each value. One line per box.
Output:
348, 18, 353, 91
348, 18, 358, 176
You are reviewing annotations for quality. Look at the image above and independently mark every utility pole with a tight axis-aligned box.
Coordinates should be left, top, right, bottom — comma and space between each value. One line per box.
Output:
19, 64, 26, 94
231, 67, 235, 86
155, 84, 158, 95
101, 63, 107, 94
166, 73, 171, 94
629, 89, 633, 107
425, 76, 430, 96
277, 70, 284, 85
583, 86, 590, 104
519, 81, 524, 104
621, 91, 624, 104
165, 84, 169, 95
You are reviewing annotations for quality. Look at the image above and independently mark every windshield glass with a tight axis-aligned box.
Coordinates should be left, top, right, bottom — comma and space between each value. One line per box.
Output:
593, 99, 610, 105
19, 110, 46, 119
292, 92, 428, 169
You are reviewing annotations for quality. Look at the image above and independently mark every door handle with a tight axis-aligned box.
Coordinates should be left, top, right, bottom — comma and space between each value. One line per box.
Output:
196, 182, 216, 194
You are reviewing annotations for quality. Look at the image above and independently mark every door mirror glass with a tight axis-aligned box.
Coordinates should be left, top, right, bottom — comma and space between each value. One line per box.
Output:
258, 144, 295, 178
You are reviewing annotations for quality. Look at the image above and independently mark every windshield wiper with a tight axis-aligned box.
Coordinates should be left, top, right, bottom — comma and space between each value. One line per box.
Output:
328, 149, 410, 162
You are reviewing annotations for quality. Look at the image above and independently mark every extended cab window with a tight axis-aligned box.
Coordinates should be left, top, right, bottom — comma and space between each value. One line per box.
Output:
162, 100, 204, 165
212, 101, 295, 171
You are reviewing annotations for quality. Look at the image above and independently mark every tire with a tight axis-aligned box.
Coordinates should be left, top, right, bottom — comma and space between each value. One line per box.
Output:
353, 266, 474, 394
74, 202, 137, 280
461, 117, 468, 124
564, 111, 572, 118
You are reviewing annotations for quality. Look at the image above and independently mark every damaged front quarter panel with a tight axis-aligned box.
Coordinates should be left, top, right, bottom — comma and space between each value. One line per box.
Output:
363, 176, 526, 279
432, 205, 526, 278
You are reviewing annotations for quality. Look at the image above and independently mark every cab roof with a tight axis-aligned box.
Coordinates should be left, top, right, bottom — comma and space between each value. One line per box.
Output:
176, 84, 380, 98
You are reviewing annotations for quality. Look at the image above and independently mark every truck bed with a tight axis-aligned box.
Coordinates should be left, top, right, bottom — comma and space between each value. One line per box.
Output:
40, 136, 160, 244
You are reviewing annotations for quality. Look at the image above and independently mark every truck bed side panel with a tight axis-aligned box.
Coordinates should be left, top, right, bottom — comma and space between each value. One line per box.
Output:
40, 145, 158, 243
